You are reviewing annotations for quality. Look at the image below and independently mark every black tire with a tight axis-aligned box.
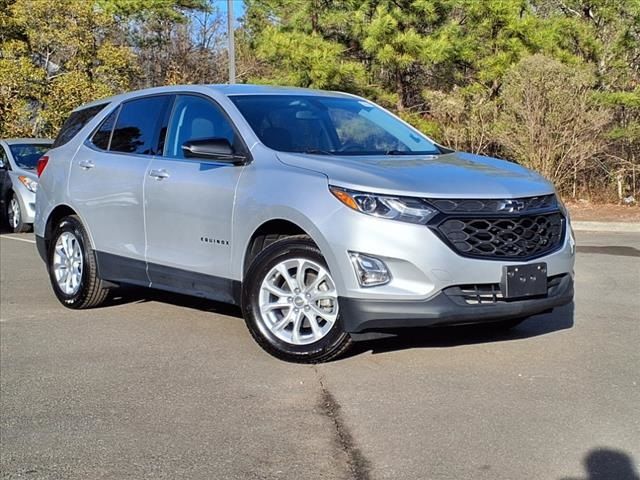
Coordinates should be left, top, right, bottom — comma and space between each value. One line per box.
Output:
242, 236, 352, 363
48, 215, 109, 309
7, 193, 31, 233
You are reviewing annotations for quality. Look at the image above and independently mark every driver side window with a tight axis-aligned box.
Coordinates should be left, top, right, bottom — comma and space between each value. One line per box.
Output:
164, 95, 236, 159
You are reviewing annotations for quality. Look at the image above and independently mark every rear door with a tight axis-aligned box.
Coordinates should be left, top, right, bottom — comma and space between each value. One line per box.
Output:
68, 94, 173, 285
144, 94, 246, 302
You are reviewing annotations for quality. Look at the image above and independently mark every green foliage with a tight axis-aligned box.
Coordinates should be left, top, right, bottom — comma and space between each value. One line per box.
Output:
253, 27, 368, 91
1, 0, 639, 200
240, 0, 640, 199
0, 40, 46, 136
0, 0, 208, 137
0, 0, 141, 136
495, 55, 611, 189
98, 0, 209, 20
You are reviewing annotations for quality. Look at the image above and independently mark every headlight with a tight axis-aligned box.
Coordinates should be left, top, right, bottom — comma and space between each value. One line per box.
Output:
18, 175, 38, 193
330, 186, 437, 224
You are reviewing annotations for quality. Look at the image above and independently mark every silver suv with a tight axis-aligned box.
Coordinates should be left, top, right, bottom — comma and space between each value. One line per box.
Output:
35, 85, 575, 362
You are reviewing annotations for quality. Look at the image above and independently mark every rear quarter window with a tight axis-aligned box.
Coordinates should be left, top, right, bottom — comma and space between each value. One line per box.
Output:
90, 107, 119, 150
53, 104, 107, 148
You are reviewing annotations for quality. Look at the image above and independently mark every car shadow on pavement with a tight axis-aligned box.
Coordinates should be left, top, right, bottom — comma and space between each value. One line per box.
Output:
345, 302, 575, 358
104, 287, 574, 358
104, 286, 243, 318
560, 447, 639, 480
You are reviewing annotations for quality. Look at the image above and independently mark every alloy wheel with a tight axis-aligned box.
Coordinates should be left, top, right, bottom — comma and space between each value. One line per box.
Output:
258, 258, 338, 345
8, 197, 20, 229
53, 232, 84, 295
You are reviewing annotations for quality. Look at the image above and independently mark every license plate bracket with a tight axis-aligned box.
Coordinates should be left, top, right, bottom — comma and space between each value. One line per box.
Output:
501, 263, 548, 299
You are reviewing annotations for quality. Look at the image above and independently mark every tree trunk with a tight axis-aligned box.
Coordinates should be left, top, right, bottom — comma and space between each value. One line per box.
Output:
396, 71, 405, 111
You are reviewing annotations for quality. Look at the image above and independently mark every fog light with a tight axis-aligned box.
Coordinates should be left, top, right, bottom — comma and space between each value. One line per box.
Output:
349, 252, 390, 287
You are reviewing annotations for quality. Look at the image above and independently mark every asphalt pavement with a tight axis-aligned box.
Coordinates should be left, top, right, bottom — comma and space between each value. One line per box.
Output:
1, 230, 639, 480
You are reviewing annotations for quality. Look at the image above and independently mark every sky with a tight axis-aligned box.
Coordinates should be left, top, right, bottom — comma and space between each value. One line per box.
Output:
214, 0, 246, 23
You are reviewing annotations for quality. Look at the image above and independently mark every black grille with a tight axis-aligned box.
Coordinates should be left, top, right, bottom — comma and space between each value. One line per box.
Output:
428, 194, 557, 214
445, 274, 567, 305
436, 213, 564, 259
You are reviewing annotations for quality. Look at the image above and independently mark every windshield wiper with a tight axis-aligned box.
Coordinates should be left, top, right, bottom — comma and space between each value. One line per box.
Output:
384, 149, 407, 155
299, 149, 336, 155
384, 149, 442, 156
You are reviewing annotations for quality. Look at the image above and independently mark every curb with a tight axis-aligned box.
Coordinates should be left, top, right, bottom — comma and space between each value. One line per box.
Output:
572, 221, 640, 233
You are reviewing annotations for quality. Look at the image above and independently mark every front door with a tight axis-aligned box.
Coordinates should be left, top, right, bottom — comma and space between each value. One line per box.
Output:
144, 94, 246, 303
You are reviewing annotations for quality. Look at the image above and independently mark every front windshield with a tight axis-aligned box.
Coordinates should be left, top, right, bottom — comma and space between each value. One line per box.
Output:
9, 144, 51, 170
229, 95, 440, 156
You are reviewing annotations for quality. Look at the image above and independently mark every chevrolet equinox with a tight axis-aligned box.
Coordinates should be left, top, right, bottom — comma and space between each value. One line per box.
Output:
34, 85, 575, 362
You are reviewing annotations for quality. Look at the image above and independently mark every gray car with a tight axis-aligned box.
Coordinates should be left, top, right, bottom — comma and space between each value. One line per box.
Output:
34, 85, 575, 362
0, 138, 52, 232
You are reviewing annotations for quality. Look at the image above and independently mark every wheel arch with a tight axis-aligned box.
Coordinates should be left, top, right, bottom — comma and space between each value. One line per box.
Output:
242, 219, 310, 274
240, 217, 340, 288
43, 204, 94, 251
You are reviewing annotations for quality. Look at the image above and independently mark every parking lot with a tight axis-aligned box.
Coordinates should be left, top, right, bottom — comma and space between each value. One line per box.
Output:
1, 230, 638, 480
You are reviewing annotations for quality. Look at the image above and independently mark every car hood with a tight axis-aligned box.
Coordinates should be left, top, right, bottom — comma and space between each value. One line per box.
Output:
276, 151, 554, 198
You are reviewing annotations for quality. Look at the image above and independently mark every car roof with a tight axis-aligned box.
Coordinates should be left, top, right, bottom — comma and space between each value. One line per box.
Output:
2, 138, 53, 145
207, 84, 353, 97
74, 84, 356, 112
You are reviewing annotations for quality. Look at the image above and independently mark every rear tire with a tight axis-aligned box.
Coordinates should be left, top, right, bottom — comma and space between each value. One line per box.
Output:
48, 215, 109, 309
242, 236, 352, 363
7, 193, 30, 233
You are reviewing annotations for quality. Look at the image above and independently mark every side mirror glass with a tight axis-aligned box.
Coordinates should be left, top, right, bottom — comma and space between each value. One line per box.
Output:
181, 138, 247, 165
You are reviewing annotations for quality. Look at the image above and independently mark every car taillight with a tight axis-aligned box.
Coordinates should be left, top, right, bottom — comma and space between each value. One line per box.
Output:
36, 156, 49, 177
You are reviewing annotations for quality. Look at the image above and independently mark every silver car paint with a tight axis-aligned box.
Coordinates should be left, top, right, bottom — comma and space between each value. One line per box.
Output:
69, 144, 150, 261
276, 151, 554, 198
1, 138, 52, 224
35, 84, 575, 305
144, 155, 243, 279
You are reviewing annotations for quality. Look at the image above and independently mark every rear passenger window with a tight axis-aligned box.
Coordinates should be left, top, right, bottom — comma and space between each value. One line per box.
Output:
110, 96, 172, 155
53, 104, 107, 148
91, 108, 119, 150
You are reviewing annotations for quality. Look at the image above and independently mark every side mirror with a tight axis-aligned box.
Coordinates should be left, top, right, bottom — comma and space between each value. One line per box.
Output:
0, 158, 6, 170
182, 138, 247, 165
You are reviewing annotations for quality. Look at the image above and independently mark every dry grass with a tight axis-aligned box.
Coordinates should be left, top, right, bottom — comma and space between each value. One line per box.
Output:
566, 200, 640, 222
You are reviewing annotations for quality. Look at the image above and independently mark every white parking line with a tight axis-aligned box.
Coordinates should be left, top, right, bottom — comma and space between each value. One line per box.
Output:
1, 235, 36, 244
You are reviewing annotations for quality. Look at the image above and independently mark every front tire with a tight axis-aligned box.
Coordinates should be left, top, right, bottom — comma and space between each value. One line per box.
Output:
7, 193, 30, 233
48, 215, 109, 309
242, 236, 352, 363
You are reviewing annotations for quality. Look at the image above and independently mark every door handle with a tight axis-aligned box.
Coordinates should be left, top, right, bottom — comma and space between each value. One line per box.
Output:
78, 159, 95, 170
149, 168, 170, 180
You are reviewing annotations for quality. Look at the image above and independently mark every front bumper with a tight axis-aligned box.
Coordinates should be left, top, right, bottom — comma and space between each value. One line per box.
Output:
339, 274, 573, 333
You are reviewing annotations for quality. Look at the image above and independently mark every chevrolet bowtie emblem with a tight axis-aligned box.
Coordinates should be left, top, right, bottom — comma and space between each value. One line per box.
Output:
498, 199, 526, 213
